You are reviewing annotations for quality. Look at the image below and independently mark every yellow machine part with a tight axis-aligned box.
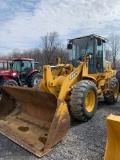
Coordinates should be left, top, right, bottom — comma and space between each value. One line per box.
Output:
0, 86, 70, 157
104, 114, 120, 160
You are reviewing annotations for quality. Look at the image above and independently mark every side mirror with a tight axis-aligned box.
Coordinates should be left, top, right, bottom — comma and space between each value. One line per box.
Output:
34, 62, 39, 65
67, 43, 72, 50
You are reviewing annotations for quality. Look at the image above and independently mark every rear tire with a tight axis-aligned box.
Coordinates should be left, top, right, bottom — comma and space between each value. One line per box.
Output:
70, 80, 98, 121
28, 72, 42, 88
3, 79, 18, 86
104, 78, 119, 104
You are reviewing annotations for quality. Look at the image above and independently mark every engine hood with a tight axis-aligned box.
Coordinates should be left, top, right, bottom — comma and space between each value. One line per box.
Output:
0, 69, 16, 75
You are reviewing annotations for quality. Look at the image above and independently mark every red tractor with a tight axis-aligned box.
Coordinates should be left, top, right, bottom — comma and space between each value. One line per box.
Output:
0, 60, 10, 70
0, 58, 42, 88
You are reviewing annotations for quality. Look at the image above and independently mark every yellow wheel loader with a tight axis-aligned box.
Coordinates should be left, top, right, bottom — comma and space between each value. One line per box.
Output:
0, 34, 119, 157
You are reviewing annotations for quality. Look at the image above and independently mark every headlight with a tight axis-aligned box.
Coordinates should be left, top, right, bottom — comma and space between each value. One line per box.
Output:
11, 72, 17, 76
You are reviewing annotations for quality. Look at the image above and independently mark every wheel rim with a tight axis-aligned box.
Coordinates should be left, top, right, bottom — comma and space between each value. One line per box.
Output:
34, 77, 41, 87
114, 84, 118, 99
85, 90, 95, 112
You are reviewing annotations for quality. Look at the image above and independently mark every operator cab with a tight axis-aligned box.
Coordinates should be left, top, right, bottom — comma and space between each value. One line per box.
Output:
12, 58, 35, 73
67, 34, 107, 74
11, 58, 35, 83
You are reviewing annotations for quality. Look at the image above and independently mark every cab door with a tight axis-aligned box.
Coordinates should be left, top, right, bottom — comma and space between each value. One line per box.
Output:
19, 60, 32, 83
96, 38, 106, 73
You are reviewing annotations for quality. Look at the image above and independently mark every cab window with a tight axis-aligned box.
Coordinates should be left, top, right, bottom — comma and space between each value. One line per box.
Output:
0, 63, 3, 69
96, 39, 103, 72
21, 61, 32, 71
4, 62, 8, 69
13, 61, 21, 72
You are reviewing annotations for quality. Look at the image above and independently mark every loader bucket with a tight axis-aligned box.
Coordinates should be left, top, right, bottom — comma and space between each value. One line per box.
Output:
104, 114, 120, 160
0, 86, 70, 157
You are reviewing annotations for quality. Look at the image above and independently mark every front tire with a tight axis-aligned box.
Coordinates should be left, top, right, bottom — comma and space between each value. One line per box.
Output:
3, 79, 18, 86
70, 80, 98, 121
28, 72, 42, 88
104, 78, 119, 104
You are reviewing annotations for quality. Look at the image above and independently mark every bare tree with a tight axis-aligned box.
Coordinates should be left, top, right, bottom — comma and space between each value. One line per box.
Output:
41, 31, 70, 65
108, 33, 120, 69
0, 32, 69, 67
41, 32, 60, 64
105, 49, 112, 62
57, 44, 69, 62
11, 49, 21, 58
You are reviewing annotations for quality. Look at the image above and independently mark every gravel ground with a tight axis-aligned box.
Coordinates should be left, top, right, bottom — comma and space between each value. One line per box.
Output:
0, 95, 120, 160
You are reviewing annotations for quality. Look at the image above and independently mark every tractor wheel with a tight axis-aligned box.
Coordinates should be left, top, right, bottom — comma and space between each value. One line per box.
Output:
104, 78, 119, 104
70, 80, 98, 121
28, 72, 42, 88
3, 79, 18, 86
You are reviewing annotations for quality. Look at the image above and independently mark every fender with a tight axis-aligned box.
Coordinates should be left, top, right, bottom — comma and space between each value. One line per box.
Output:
29, 70, 39, 76
82, 75, 97, 84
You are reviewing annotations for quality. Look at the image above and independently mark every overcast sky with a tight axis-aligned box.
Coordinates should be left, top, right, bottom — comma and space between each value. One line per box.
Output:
0, 0, 120, 54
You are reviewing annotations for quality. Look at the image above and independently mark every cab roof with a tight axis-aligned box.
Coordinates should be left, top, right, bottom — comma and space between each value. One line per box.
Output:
12, 58, 34, 61
68, 34, 107, 43
0, 60, 8, 62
